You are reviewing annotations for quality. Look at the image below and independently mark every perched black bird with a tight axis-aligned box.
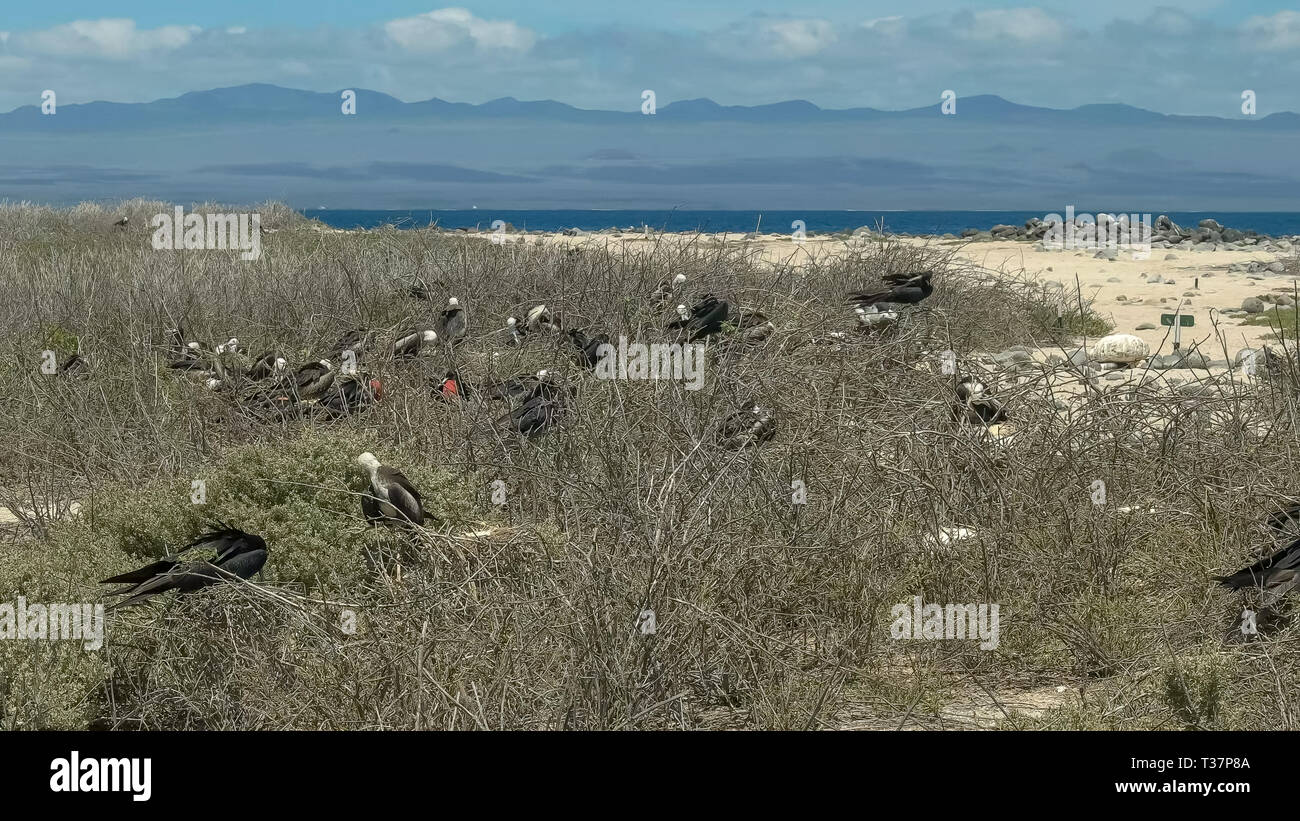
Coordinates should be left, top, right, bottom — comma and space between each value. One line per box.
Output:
320, 329, 374, 361
356, 452, 427, 525
668, 295, 730, 341
568, 328, 611, 368
494, 371, 571, 436
715, 405, 776, 449
57, 353, 90, 377
246, 351, 287, 382
112, 216, 129, 229
292, 359, 336, 400
881, 270, 934, 286
499, 393, 567, 437
100, 525, 268, 610
953, 378, 1007, 426
482, 370, 553, 402
1215, 538, 1300, 601
848, 271, 933, 309
315, 375, 383, 418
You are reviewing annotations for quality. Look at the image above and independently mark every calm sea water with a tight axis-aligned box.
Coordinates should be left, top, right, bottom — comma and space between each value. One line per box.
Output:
304, 209, 1300, 236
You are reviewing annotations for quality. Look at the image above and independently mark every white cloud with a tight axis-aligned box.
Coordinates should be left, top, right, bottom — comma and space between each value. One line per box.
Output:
226, 27, 248, 36
958, 8, 1065, 43
384, 8, 535, 53
1241, 11, 1300, 51
19, 18, 199, 59
760, 19, 837, 58
862, 16, 906, 36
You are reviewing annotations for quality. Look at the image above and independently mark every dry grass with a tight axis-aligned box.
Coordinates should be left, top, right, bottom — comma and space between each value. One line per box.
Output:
1, 202, 1299, 730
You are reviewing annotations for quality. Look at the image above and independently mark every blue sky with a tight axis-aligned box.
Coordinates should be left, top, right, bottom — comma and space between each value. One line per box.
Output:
3, 3, 1300, 114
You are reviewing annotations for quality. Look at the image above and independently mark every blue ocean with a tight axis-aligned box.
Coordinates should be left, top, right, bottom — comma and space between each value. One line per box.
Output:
304, 209, 1300, 237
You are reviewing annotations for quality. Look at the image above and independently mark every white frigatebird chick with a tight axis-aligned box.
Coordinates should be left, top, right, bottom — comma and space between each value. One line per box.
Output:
715, 404, 776, 449
848, 271, 933, 309
668, 295, 730, 342
438, 297, 468, 345
568, 328, 611, 368
100, 525, 268, 611
292, 359, 336, 400
525, 304, 559, 334
653, 273, 687, 306
953, 377, 1008, 426
392, 328, 439, 360
1215, 538, 1300, 603
356, 452, 427, 525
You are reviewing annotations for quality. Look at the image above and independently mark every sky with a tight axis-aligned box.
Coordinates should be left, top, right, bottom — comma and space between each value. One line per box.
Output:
2, 2, 1300, 114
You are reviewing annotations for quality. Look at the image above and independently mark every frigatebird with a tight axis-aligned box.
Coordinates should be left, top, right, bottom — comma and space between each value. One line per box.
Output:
356, 452, 427, 525
848, 271, 933, 309
438, 297, 468, 345
568, 328, 611, 368
100, 525, 268, 611
653, 273, 687, 305
246, 352, 287, 382
668, 295, 730, 342
112, 216, 129, 229
316, 375, 383, 418
292, 360, 336, 400
434, 371, 473, 402
716, 405, 776, 449
731, 307, 774, 343
525, 304, 559, 333
1216, 538, 1300, 602
320, 329, 373, 361
392, 329, 438, 360
953, 378, 1007, 426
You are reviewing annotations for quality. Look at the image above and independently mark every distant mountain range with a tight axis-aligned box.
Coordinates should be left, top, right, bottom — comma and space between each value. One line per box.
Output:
6, 84, 1300, 130
3, 84, 1299, 209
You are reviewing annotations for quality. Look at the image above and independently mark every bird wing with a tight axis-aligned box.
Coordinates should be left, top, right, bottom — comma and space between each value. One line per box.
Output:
1216, 540, 1300, 589
378, 467, 425, 523
100, 557, 180, 585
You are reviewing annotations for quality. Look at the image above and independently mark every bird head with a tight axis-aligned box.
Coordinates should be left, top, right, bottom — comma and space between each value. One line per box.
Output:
673, 274, 686, 285
186, 341, 201, 351
506, 316, 517, 328
356, 452, 381, 472
448, 297, 460, 308
537, 369, 551, 380
204, 377, 223, 390
274, 357, 288, 372
676, 304, 690, 321
421, 329, 439, 343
